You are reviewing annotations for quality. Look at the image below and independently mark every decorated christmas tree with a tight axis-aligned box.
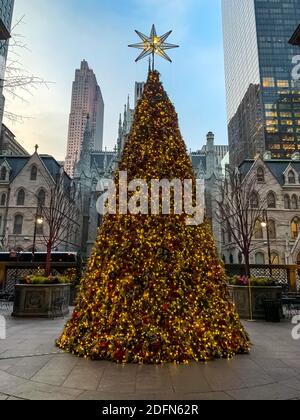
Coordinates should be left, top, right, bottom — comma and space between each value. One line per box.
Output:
57, 27, 249, 363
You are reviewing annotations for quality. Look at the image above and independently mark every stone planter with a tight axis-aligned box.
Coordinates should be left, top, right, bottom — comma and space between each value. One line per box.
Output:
12, 284, 70, 319
228, 285, 282, 320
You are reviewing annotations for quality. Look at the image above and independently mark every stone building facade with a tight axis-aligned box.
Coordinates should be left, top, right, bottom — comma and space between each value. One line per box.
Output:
222, 154, 300, 266
0, 150, 81, 253
0, 123, 29, 156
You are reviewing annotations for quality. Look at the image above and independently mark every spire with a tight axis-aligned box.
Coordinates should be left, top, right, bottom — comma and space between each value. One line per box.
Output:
118, 114, 122, 138
82, 114, 92, 153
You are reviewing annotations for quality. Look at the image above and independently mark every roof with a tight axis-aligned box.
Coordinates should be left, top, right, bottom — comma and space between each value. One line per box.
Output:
239, 159, 300, 186
0, 154, 70, 184
190, 154, 207, 172
289, 24, 300, 47
91, 151, 116, 170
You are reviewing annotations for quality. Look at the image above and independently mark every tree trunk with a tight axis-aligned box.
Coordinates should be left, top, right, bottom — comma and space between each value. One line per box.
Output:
45, 242, 52, 277
244, 250, 251, 278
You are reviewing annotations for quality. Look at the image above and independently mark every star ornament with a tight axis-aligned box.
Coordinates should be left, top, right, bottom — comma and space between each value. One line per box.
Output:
129, 25, 179, 65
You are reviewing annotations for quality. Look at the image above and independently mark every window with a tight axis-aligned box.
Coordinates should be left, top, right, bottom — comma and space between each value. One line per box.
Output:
291, 217, 300, 240
0, 167, 7, 181
288, 170, 296, 184
227, 223, 232, 243
17, 189, 25, 206
13, 215, 23, 235
251, 192, 259, 209
37, 189, 46, 207
284, 195, 291, 209
238, 252, 243, 264
255, 220, 264, 239
229, 254, 234, 265
257, 167, 265, 183
0, 194, 6, 207
271, 253, 280, 265
268, 220, 277, 240
297, 252, 300, 265
255, 252, 265, 265
36, 222, 44, 236
267, 192, 276, 209
30, 166, 38, 181
291, 195, 298, 210
222, 229, 226, 245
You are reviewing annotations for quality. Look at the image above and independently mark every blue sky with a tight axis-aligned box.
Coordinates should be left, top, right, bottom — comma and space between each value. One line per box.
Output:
6, 0, 227, 160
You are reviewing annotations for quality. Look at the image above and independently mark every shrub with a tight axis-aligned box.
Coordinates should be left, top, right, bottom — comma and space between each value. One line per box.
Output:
22, 275, 73, 285
227, 276, 278, 287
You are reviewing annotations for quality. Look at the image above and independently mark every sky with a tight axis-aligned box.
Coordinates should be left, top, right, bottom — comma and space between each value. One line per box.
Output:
4, 0, 228, 161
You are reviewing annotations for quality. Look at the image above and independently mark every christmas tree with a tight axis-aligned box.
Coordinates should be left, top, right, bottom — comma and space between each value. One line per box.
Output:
57, 71, 250, 363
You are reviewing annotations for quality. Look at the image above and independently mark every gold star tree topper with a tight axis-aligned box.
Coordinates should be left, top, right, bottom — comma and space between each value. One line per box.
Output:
129, 24, 179, 69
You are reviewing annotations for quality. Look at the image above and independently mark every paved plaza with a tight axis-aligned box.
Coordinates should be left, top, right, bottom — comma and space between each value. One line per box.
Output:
0, 307, 300, 400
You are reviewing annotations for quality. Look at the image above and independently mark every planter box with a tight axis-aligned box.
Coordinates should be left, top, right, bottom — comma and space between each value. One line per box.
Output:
12, 284, 70, 319
228, 285, 282, 320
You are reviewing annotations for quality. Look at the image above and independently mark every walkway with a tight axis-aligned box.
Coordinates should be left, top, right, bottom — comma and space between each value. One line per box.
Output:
0, 308, 300, 400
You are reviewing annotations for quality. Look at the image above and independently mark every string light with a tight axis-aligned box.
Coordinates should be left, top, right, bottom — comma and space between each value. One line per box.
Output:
57, 71, 250, 364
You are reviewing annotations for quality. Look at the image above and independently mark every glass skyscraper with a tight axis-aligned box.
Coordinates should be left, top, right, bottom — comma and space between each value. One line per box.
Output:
222, 0, 300, 167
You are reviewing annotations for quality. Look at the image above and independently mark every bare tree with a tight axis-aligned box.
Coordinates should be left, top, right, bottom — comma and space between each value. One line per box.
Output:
38, 173, 80, 276
216, 167, 267, 277
0, 15, 50, 123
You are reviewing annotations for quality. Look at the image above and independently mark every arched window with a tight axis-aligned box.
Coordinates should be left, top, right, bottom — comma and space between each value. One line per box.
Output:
255, 252, 265, 265
13, 215, 23, 235
229, 254, 234, 264
0, 193, 6, 206
17, 189, 25, 206
227, 222, 232, 243
254, 219, 264, 239
30, 165, 38, 181
222, 230, 226, 245
37, 189, 46, 207
238, 252, 243, 264
291, 217, 300, 240
0, 167, 7, 181
251, 192, 259, 208
268, 220, 277, 240
271, 253, 280, 265
257, 167, 265, 183
36, 222, 44, 236
288, 170, 296, 184
291, 195, 298, 210
284, 195, 291, 209
267, 192, 276, 209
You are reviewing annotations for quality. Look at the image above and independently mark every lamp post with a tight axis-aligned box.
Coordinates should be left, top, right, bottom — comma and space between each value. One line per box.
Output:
32, 206, 44, 262
261, 209, 273, 277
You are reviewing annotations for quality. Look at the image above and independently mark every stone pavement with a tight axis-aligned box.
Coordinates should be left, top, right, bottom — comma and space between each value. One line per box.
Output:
0, 306, 300, 400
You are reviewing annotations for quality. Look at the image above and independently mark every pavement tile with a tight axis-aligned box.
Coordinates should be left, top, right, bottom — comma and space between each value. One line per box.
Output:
31, 355, 78, 386
227, 383, 300, 400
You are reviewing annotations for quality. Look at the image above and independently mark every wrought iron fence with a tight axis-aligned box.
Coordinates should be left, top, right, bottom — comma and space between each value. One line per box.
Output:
225, 264, 300, 292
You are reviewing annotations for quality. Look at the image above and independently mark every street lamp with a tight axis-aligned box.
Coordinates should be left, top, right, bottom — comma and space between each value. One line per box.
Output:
32, 208, 44, 261
261, 209, 273, 277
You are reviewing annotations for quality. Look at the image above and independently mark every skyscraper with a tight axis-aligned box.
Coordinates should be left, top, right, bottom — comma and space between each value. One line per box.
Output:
0, 0, 14, 127
64, 60, 104, 178
222, 0, 300, 167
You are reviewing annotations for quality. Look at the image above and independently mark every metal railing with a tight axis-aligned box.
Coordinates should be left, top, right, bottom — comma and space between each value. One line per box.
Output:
225, 264, 300, 292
